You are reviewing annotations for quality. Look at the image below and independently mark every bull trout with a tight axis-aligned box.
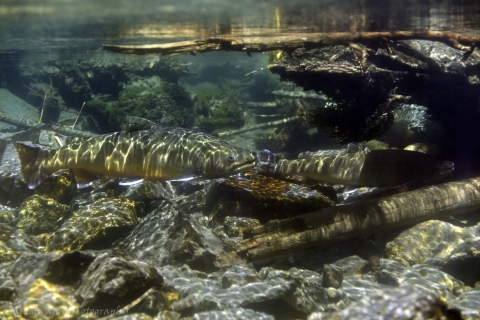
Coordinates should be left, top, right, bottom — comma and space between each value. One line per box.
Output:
257, 148, 454, 187
14, 125, 257, 189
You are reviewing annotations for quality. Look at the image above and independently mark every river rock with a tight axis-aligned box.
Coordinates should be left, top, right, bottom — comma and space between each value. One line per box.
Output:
448, 289, 480, 319
117, 203, 226, 272
17, 195, 70, 235
191, 308, 275, 320
384, 220, 480, 266
113, 314, 155, 320
19, 278, 79, 319
33, 169, 76, 205
122, 180, 181, 205
221, 263, 259, 288
259, 267, 346, 313
0, 275, 15, 301
307, 286, 459, 320
75, 252, 164, 311
329, 255, 373, 280
0, 143, 33, 207
46, 198, 137, 252
172, 278, 294, 314
9, 252, 60, 299
0, 204, 16, 224
440, 238, 480, 287
322, 264, 343, 289
205, 172, 336, 225
377, 259, 463, 302
0, 89, 39, 130
6, 249, 164, 318
159, 264, 221, 301
0, 224, 39, 264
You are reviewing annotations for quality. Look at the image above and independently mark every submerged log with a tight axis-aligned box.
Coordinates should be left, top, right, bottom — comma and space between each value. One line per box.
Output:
103, 31, 479, 59
215, 177, 480, 267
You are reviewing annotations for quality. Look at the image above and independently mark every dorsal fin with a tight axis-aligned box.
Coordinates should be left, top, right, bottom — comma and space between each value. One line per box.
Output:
345, 143, 369, 153
122, 116, 157, 133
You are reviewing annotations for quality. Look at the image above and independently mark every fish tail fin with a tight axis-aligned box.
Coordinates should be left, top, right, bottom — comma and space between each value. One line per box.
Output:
13, 142, 49, 189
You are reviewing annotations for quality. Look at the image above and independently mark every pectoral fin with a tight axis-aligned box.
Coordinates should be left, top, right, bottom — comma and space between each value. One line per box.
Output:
118, 178, 144, 186
170, 174, 202, 181
71, 169, 99, 189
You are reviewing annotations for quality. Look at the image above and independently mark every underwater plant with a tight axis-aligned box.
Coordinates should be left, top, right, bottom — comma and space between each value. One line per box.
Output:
194, 89, 246, 133
105, 82, 195, 130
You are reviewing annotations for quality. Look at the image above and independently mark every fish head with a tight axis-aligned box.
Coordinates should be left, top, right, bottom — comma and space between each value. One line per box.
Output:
435, 160, 454, 172
428, 160, 455, 180
196, 143, 257, 178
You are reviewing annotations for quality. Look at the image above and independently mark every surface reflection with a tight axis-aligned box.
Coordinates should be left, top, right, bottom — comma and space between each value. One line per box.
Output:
1, 0, 479, 47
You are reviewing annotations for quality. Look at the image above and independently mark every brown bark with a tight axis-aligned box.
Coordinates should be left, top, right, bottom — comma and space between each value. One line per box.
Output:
215, 177, 480, 267
103, 31, 479, 59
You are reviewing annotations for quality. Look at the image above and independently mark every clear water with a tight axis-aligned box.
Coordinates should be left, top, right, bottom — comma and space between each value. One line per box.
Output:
1, 1, 480, 318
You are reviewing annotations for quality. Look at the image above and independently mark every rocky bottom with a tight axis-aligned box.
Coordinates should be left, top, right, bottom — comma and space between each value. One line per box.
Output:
0, 142, 480, 319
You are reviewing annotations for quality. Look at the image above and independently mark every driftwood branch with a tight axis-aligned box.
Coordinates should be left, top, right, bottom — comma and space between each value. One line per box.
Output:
0, 113, 98, 139
23, 78, 52, 123
71, 101, 86, 130
50, 124, 98, 139
217, 116, 298, 137
215, 177, 480, 267
0, 113, 43, 130
103, 31, 479, 59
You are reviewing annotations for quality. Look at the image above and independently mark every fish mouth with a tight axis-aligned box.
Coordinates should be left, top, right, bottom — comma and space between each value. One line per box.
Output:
436, 161, 455, 176
229, 152, 257, 174
426, 160, 455, 182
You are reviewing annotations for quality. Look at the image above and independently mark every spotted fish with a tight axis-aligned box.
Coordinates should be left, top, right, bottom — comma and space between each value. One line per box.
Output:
257, 147, 454, 187
14, 125, 257, 189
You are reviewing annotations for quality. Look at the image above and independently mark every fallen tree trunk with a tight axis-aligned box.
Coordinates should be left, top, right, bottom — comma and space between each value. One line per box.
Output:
103, 31, 479, 59
215, 177, 480, 267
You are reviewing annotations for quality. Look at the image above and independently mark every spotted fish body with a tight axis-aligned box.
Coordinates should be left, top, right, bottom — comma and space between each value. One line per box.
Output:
14, 125, 257, 189
258, 148, 454, 187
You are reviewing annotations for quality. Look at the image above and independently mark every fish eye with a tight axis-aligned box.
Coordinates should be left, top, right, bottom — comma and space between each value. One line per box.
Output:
434, 161, 446, 168
226, 155, 235, 162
